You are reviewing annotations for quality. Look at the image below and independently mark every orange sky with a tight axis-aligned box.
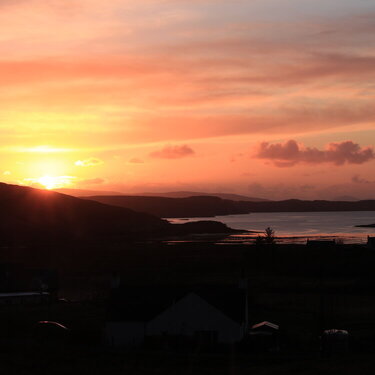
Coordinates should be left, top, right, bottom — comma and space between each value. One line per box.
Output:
1, 0, 375, 199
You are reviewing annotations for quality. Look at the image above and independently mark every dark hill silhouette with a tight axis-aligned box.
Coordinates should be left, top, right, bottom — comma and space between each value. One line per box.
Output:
85, 195, 375, 218
0, 183, 239, 244
0, 183, 169, 243
84, 195, 250, 218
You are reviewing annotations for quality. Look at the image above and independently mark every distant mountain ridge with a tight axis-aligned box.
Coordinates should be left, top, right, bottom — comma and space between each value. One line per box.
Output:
85, 195, 375, 218
132, 191, 269, 202
240, 199, 375, 213
84, 195, 251, 218
54, 188, 268, 202
55, 188, 124, 196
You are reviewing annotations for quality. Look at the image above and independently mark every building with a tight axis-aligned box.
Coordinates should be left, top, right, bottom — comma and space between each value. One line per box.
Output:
246, 321, 280, 352
367, 236, 375, 249
104, 285, 247, 348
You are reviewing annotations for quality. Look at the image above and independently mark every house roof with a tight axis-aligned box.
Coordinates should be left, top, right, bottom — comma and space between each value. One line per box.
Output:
107, 285, 246, 324
251, 321, 279, 331
323, 329, 349, 335
0, 292, 49, 298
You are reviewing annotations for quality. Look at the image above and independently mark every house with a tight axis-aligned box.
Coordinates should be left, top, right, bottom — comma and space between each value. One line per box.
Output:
104, 285, 247, 348
246, 321, 280, 352
367, 236, 375, 249
250, 321, 279, 333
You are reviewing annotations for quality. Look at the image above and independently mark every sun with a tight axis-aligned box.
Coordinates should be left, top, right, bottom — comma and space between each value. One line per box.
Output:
37, 176, 60, 190
34, 175, 75, 190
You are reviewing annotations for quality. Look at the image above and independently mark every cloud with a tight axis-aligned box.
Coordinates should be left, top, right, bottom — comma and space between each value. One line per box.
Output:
128, 157, 144, 164
352, 175, 374, 184
1, 0, 375, 154
75, 158, 103, 167
149, 144, 195, 159
255, 140, 375, 167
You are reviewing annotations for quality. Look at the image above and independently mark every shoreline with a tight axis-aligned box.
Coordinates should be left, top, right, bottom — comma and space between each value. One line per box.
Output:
166, 232, 372, 245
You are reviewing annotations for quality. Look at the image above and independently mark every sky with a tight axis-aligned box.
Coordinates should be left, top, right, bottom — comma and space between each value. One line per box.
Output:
1, 0, 375, 200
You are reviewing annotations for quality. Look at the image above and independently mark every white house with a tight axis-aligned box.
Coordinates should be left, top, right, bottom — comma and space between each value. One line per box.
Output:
104, 286, 247, 347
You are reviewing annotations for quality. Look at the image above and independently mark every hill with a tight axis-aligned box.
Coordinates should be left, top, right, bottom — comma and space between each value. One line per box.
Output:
84, 195, 251, 218
53, 188, 268, 202
85, 195, 375, 218
133, 191, 268, 202
0, 183, 240, 244
0, 183, 170, 243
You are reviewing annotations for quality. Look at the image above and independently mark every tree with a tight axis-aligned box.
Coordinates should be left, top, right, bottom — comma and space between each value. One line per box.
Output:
264, 227, 275, 244
255, 227, 276, 245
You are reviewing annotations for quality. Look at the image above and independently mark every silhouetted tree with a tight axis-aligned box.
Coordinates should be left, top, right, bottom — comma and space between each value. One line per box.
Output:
264, 227, 275, 244
255, 227, 276, 245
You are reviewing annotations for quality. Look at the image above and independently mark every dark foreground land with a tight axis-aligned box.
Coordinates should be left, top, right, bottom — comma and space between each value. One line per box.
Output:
1, 240, 375, 373
2, 343, 375, 375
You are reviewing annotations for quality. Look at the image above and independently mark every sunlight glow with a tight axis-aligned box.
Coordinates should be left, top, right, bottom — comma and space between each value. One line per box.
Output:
24, 175, 76, 190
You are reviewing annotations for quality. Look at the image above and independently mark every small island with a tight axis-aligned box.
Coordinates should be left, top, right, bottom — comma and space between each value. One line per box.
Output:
356, 223, 375, 228
171, 220, 246, 235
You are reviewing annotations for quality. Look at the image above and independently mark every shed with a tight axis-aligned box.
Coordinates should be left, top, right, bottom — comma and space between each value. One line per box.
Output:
247, 321, 280, 352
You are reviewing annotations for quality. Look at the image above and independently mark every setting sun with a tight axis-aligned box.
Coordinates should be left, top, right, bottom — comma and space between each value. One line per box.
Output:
38, 176, 62, 190
25, 175, 76, 190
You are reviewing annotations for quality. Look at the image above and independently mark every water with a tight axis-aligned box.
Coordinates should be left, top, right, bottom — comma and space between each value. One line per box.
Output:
168, 211, 375, 244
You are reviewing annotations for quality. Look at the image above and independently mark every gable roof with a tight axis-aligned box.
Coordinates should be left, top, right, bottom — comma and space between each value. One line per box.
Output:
323, 329, 348, 336
251, 321, 279, 331
107, 285, 246, 324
